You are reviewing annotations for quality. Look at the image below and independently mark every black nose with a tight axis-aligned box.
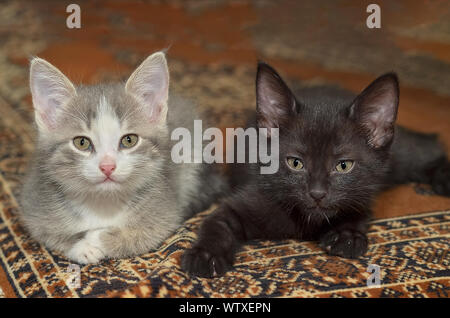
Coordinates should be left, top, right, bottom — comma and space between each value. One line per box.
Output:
309, 190, 327, 201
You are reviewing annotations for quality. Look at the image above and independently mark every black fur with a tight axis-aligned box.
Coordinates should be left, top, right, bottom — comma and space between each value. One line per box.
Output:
182, 63, 450, 278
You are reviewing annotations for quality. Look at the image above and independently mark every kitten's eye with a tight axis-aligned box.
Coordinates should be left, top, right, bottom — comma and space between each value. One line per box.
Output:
73, 136, 92, 151
120, 134, 138, 149
287, 157, 304, 171
336, 160, 354, 173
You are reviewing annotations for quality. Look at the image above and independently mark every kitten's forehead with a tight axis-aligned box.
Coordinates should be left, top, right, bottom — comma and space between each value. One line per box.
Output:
284, 102, 358, 154
78, 85, 124, 118
89, 95, 121, 151
66, 84, 142, 131
95, 95, 119, 131
297, 104, 343, 136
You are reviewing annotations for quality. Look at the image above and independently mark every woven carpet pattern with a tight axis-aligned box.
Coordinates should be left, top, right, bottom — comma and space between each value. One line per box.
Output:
0, 0, 449, 297
110, 210, 450, 298
0, 181, 449, 297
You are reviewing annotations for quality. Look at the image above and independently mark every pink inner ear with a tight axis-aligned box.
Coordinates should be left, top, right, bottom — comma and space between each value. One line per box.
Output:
139, 89, 167, 123
140, 92, 156, 121
37, 105, 59, 130
149, 104, 162, 123
142, 92, 153, 102
33, 77, 73, 130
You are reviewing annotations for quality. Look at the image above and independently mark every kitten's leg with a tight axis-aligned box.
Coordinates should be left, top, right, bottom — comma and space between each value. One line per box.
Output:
66, 229, 105, 264
98, 226, 174, 260
66, 225, 169, 264
34, 230, 103, 264
181, 204, 252, 278
319, 217, 369, 259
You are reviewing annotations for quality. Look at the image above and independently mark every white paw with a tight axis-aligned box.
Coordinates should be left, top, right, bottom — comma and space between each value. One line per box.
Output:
66, 230, 105, 264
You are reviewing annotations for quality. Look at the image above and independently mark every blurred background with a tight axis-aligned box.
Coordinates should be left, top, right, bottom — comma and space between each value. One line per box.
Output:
0, 0, 449, 217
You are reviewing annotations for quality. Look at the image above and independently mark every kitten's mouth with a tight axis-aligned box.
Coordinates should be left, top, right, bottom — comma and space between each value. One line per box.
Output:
93, 176, 122, 191
99, 177, 118, 184
305, 205, 335, 215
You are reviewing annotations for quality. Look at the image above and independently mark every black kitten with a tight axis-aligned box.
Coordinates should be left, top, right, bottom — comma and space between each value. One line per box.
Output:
182, 63, 450, 278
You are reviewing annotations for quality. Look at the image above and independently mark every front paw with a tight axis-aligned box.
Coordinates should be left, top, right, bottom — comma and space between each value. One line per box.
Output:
319, 229, 368, 259
181, 246, 232, 278
66, 230, 106, 264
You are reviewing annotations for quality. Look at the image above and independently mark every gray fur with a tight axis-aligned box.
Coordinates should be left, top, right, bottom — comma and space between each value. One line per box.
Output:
19, 53, 226, 264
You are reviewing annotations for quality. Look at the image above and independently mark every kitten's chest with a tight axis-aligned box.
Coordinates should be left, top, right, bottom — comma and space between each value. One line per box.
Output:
287, 211, 327, 241
71, 199, 130, 232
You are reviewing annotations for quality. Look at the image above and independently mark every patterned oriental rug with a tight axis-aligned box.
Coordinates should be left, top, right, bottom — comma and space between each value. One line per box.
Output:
0, 188, 449, 297
0, 0, 449, 298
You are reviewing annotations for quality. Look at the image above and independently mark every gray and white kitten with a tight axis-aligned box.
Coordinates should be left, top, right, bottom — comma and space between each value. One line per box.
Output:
20, 52, 225, 264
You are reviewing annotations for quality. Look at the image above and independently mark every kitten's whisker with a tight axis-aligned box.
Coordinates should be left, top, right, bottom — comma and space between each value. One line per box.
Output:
323, 214, 331, 225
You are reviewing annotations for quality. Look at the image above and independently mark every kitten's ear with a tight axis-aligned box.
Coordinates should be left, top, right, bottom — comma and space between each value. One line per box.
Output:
125, 52, 169, 125
30, 57, 76, 131
256, 62, 297, 133
350, 73, 399, 148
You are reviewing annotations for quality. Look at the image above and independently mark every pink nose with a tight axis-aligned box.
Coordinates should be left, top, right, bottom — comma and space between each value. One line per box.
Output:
99, 163, 116, 177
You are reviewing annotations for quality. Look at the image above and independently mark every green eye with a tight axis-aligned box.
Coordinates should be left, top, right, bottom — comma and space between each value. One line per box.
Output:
336, 160, 354, 173
73, 136, 92, 151
287, 157, 304, 171
120, 134, 138, 149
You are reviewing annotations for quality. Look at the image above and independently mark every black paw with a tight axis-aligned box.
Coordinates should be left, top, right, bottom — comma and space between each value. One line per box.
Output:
431, 162, 450, 196
319, 229, 368, 259
181, 246, 232, 278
